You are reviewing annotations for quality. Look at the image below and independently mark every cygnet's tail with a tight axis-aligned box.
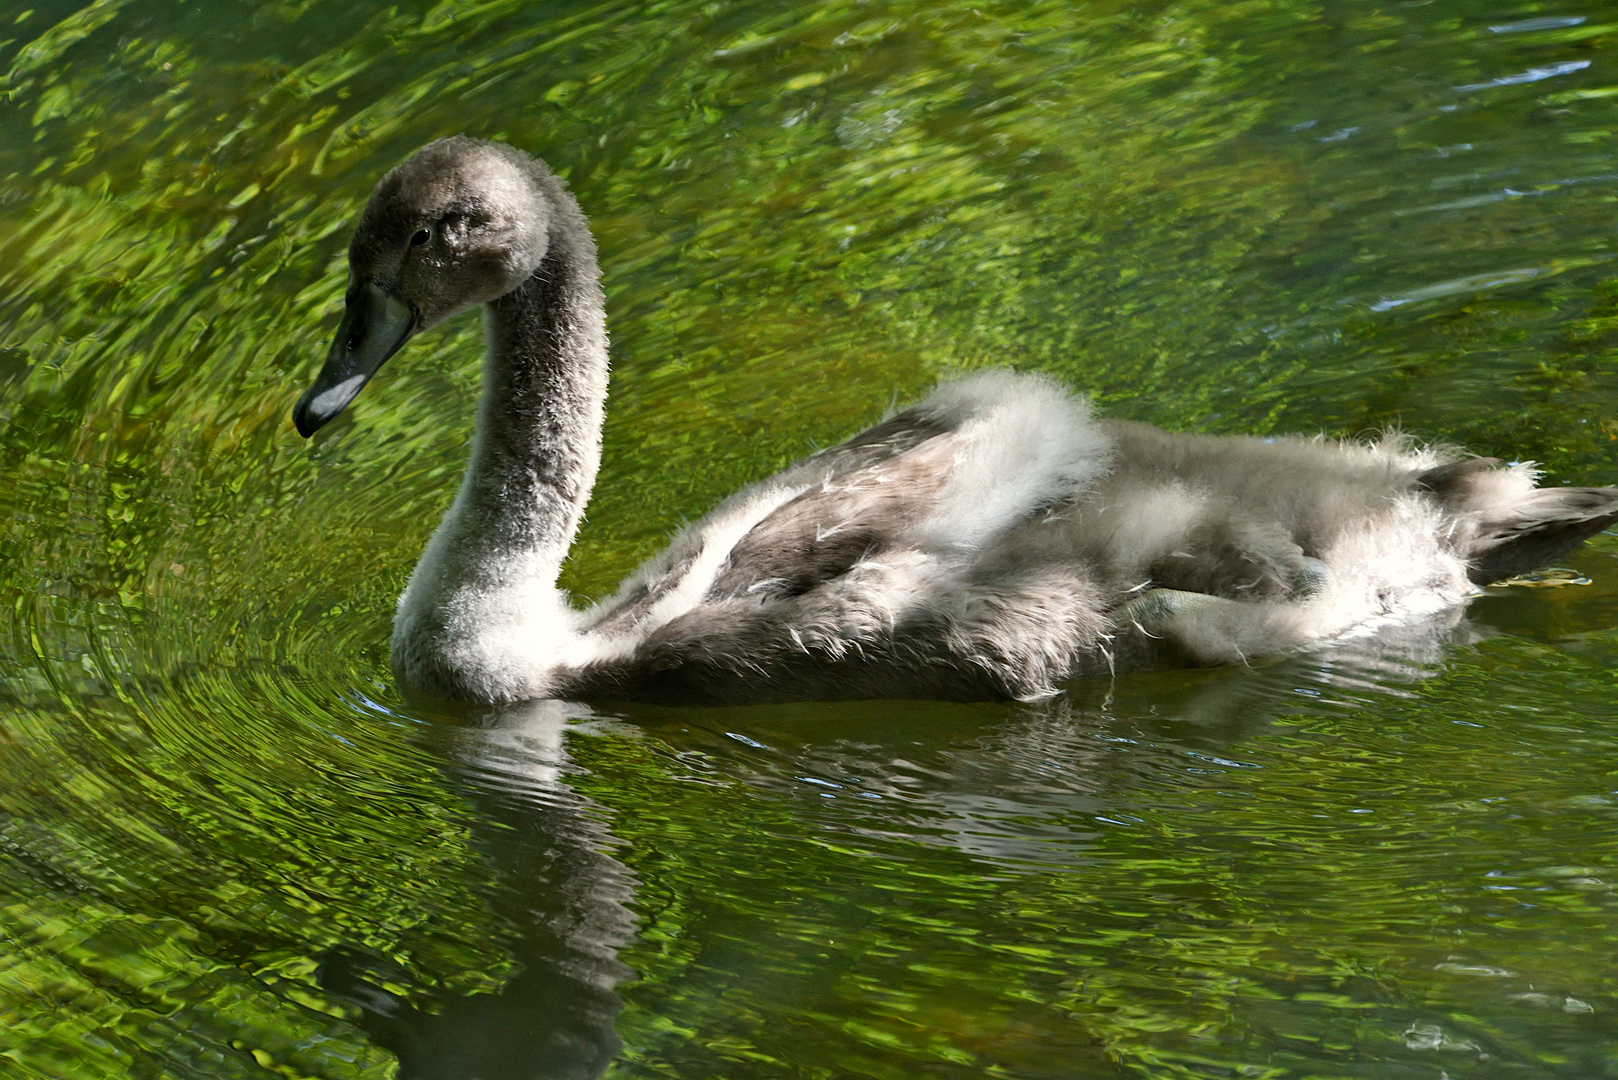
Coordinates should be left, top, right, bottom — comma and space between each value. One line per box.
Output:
1416, 457, 1618, 584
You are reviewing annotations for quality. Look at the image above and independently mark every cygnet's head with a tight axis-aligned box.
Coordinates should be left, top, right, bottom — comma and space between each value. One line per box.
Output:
294, 136, 554, 437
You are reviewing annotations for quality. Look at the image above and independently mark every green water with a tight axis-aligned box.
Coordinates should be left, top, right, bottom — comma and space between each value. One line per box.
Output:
4, 0, 1618, 1076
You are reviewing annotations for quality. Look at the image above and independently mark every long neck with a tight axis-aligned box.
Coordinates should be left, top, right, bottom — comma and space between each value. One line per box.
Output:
459, 207, 608, 572
393, 192, 608, 701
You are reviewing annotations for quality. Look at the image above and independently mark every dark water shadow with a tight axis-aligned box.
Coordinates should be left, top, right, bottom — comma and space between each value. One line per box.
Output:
320, 700, 637, 1080
1068, 602, 1489, 736
580, 606, 1494, 870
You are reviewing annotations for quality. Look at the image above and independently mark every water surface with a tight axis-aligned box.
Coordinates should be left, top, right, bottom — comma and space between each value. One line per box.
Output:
3, 1, 1618, 1076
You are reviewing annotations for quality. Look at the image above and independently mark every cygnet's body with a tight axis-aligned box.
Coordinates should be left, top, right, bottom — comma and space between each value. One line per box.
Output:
293, 137, 1618, 705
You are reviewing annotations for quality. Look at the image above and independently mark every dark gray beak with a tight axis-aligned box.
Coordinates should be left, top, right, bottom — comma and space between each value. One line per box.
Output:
293, 281, 416, 437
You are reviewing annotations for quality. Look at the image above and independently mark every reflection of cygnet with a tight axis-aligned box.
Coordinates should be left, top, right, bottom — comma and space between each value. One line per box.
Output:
322, 700, 636, 1080
460, 697, 579, 789
293, 136, 1618, 706
450, 699, 638, 1018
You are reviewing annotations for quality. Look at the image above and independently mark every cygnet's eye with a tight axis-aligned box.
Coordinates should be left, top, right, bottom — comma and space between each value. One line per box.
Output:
409, 227, 431, 247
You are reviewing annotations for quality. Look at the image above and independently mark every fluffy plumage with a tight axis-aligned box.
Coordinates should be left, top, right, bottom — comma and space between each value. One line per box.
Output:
292, 137, 1618, 705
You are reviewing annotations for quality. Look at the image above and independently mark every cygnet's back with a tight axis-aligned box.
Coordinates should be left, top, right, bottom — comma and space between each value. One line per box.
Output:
563, 371, 1618, 705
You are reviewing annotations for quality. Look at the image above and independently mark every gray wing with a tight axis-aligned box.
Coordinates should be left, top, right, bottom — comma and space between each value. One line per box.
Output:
702, 409, 959, 601
582, 406, 957, 633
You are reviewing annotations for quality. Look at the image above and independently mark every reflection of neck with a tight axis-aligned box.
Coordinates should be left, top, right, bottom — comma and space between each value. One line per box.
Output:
356, 700, 633, 1075
392, 189, 607, 697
